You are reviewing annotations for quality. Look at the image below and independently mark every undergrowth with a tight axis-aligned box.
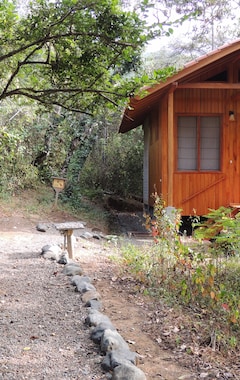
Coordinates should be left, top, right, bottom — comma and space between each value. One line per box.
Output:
115, 193, 240, 353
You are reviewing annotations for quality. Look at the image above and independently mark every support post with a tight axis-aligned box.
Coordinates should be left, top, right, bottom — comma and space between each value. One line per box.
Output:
167, 90, 174, 205
66, 229, 74, 259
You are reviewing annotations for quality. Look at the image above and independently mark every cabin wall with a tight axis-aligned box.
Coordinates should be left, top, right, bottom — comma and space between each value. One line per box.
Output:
173, 89, 229, 215
148, 88, 240, 215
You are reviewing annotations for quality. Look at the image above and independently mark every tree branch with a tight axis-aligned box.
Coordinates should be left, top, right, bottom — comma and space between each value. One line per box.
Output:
3, 87, 127, 98
0, 31, 138, 63
2, 42, 46, 97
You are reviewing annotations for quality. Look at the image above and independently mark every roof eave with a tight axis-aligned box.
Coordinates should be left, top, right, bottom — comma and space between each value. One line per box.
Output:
119, 39, 240, 133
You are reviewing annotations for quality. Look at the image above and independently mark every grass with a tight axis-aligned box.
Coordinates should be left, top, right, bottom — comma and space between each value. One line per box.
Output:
0, 185, 113, 233
0, 186, 53, 214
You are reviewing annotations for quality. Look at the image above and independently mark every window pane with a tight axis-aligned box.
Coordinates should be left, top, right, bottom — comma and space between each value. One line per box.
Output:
200, 117, 220, 170
178, 117, 197, 170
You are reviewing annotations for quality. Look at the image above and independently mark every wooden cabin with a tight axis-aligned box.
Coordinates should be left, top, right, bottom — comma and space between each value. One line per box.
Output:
119, 40, 240, 217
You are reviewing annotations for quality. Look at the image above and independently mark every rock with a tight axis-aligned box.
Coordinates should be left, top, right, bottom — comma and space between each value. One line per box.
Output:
85, 309, 111, 327
79, 282, 96, 293
71, 275, 91, 285
57, 250, 69, 265
102, 349, 139, 371
85, 299, 102, 310
112, 363, 146, 380
93, 234, 101, 240
62, 263, 83, 276
41, 245, 62, 261
111, 349, 139, 368
80, 231, 94, 239
36, 223, 49, 232
71, 275, 96, 293
41, 244, 51, 253
101, 329, 129, 353
91, 322, 116, 344
81, 290, 101, 304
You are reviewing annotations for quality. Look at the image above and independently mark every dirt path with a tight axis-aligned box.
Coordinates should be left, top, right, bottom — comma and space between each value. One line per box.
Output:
0, 206, 198, 380
0, 206, 238, 379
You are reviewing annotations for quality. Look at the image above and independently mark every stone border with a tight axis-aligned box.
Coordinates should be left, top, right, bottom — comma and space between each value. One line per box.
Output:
41, 245, 147, 380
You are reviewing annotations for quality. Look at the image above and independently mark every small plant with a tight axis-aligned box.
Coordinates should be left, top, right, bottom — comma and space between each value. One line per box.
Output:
145, 192, 182, 248
193, 206, 240, 256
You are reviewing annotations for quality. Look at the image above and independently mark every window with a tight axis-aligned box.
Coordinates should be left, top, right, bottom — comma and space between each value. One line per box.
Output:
177, 116, 221, 171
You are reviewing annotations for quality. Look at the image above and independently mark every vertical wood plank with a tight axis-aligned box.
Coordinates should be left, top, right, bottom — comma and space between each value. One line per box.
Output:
167, 91, 174, 205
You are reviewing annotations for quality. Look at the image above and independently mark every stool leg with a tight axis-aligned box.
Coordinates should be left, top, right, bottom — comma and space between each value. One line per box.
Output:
64, 233, 67, 250
66, 229, 74, 259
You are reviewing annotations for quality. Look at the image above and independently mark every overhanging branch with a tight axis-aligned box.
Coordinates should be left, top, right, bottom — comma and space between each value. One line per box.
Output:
3, 87, 127, 99
0, 31, 138, 63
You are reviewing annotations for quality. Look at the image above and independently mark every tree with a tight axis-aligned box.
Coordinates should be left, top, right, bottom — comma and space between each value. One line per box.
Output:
147, 0, 240, 59
0, 0, 201, 196
0, 0, 149, 114
172, 0, 238, 52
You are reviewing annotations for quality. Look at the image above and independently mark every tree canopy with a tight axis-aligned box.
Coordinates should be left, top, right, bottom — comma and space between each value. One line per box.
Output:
0, 0, 149, 114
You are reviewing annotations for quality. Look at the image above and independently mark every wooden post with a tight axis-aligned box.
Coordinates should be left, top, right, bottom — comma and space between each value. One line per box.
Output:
52, 177, 66, 207
66, 229, 74, 259
167, 90, 174, 205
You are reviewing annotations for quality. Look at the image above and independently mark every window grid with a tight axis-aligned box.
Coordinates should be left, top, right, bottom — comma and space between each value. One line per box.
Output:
177, 116, 220, 172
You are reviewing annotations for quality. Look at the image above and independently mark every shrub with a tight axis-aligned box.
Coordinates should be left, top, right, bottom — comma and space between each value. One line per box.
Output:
116, 198, 240, 349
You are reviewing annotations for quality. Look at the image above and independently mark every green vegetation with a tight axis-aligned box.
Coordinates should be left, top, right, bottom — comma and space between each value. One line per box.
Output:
115, 196, 240, 353
0, 0, 180, 202
79, 128, 144, 199
1, 0, 237, 203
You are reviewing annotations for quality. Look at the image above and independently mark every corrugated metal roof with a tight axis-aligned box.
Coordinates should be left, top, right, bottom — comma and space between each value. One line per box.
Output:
119, 39, 240, 133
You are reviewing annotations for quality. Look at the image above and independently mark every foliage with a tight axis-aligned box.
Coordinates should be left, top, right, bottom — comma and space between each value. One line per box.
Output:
0, 125, 39, 194
116, 196, 240, 351
193, 206, 240, 256
31, 111, 100, 182
144, 0, 240, 68
79, 126, 144, 198
0, 0, 149, 113
0, 0, 206, 115
0, 97, 145, 198
0, 0, 186, 198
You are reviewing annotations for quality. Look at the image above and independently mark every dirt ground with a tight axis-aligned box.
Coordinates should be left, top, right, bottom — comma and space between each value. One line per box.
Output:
0, 201, 239, 379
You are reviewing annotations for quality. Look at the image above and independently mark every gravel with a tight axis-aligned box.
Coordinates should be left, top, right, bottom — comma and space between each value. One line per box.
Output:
0, 231, 106, 380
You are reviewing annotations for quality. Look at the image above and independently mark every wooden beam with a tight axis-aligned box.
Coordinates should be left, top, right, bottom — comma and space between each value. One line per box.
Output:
167, 90, 174, 206
177, 82, 240, 89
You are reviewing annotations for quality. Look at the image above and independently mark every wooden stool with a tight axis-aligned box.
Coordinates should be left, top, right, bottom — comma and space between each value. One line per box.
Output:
54, 222, 85, 259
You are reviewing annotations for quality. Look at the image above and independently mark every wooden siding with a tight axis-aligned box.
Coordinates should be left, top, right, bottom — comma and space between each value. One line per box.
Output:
148, 88, 240, 215
173, 88, 240, 215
